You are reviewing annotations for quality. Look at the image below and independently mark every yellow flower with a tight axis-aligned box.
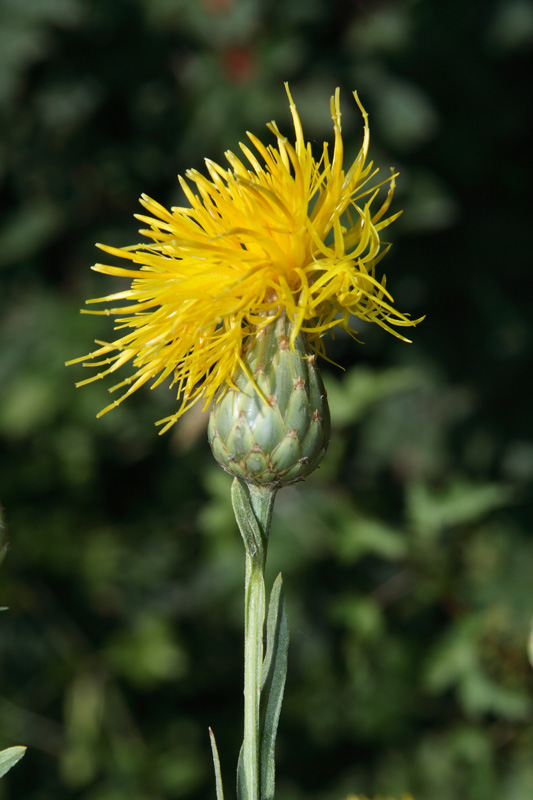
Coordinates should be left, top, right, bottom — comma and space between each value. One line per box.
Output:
68, 85, 420, 433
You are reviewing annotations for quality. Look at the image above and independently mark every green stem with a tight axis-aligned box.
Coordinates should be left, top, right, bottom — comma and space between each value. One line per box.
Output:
243, 551, 264, 799
232, 479, 276, 800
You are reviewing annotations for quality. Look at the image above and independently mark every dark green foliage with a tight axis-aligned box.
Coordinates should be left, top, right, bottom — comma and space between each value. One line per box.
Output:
1, 1, 532, 800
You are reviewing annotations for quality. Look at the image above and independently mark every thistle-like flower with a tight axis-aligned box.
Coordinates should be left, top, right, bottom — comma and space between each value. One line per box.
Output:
68, 85, 420, 435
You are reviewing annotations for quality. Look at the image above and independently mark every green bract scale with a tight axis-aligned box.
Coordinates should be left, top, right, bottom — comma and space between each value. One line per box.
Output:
208, 314, 330, 487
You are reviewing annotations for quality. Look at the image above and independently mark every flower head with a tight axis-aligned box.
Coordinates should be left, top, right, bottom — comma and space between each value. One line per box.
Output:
68, 85, 420, 433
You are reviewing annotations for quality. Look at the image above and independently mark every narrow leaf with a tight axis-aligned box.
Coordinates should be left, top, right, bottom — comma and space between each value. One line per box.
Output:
260, 573, 289, 800
209, 728, 225, 800
0, 746, 27, 779
236, 742, 247, 800
231, 478, 263, 564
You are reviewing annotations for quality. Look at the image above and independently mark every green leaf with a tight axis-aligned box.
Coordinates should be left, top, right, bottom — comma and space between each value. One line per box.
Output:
424, 616, 533, 720
236, 743, 246, 800
0, 746, 26, 779
231, 478, 263, 564
336, 512, 407, 562
325, 366, 421, 426
407, 479, 514, 537
231, 479, 276, 568
208, 728, 225, 800
260, 573, 289, 800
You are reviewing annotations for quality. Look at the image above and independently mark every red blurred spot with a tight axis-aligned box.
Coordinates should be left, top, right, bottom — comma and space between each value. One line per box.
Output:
222, 46, 256, 83
202, 0, 235, 13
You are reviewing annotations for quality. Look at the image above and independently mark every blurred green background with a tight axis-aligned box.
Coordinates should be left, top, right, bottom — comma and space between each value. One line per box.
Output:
1, 0, 532, 799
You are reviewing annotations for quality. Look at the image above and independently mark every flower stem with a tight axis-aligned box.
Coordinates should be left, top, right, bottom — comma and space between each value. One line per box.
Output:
232, 479, 276, 800
243, 551, 265, 799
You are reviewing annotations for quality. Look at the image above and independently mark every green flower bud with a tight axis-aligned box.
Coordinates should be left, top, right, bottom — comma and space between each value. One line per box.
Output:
208, 314, 330, 487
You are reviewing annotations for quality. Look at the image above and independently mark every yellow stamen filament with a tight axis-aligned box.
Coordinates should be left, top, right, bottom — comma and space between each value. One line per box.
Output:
67, 85, 423, 431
